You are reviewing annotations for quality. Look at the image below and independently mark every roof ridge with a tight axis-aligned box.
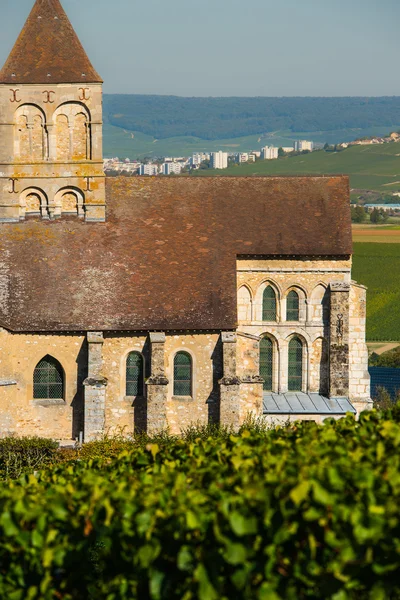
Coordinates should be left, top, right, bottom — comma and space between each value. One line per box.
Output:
0, 0, 102, 84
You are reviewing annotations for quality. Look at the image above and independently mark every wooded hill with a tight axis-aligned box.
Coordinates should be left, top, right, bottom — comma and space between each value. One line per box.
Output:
103, 95, 400, 140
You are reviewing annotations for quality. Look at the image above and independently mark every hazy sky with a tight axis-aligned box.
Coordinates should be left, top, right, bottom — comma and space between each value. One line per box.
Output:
1, 0, 399, 96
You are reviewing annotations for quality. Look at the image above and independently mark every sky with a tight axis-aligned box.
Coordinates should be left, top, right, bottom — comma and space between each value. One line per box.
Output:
0, 0, 399, 97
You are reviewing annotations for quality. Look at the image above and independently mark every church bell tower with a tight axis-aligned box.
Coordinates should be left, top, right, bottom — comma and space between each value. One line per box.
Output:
0, 0, 105, 222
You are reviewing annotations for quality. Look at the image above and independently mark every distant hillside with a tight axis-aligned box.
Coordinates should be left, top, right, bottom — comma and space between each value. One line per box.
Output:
103, 95, 400, 141
193, 142, 400, 194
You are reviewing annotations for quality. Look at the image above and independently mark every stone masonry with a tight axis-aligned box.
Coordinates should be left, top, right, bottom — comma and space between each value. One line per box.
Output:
219, 332, 241, 429
146, 333, 169, 435
84, 332, 107, 442
329, 282, 350, 398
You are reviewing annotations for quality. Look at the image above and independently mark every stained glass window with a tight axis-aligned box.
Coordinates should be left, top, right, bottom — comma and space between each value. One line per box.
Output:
287, 290, 300, 321
288, 337, 303, 391
262, 286, 277, 321
174, 352, 192, 397
33, 356, 64, 399
126, 352, 144, 396
260, 338, 273, 391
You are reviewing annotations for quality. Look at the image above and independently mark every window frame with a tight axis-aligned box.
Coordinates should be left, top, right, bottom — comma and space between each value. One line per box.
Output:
125, 351, 145, 398
173, 351, 193, 398
286, 290, 300, 322
288, 337, 303, 392
262, 285, 277, 322
260, 337, 274, 392
33, 355, 64, 401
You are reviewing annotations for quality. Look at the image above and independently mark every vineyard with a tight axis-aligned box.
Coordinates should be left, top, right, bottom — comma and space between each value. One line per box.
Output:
352, 242, 400, 341
1, 412, 400, 599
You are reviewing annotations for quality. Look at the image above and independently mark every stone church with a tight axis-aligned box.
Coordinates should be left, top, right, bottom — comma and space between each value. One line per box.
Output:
0, 0, 371, 441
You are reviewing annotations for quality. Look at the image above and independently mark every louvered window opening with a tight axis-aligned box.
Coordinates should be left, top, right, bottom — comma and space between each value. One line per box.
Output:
33, 356, 63, 399
174, 352, 192, 397
262, 286, 277, 321
126, 352, 144, 396
260, 338, 273, 392
287, 291, 300, 321
288, 338, 303, 392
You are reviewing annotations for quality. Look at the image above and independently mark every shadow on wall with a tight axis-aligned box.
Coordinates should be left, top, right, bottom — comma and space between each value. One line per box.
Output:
133, 337, 151, 435
71, 340, 88, 440
207, 338, 223, 426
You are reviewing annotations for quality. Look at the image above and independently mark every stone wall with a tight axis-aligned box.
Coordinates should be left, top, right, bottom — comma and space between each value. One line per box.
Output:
0, 330, 223, 439
0, 83, 105, 222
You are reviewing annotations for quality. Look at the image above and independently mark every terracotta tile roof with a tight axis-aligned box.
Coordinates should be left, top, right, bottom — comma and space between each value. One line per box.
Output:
0, 176, 352, 332
0, 0, 102, 84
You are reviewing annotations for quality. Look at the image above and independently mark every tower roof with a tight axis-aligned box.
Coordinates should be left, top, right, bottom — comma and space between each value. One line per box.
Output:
0, 0, 102, 84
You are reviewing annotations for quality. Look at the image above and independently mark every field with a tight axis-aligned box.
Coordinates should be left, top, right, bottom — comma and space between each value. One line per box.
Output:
352, 242, 400, 341
104, 123, 400, 167
193, 142, 400, 193
353, 224, 400, 244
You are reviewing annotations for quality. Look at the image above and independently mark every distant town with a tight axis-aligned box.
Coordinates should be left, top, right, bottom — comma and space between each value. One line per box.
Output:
104, 130, 400, 177
103, 140, 316, 176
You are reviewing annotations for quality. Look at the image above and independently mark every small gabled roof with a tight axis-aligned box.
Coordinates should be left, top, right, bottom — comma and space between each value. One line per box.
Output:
0, 0, 102, 84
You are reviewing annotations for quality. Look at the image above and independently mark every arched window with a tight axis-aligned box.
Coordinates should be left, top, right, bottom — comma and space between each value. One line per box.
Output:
260, 338, 273, 392
238, 286, 252, 321
174, 352, 192, 397
288, 338, 303, 392
287, 290, 300, 321
33, 356, 64, 399
262, 286, 277, 321
56, 114, 70, 161
73, 113, 88, 160
126, 352, 144, 396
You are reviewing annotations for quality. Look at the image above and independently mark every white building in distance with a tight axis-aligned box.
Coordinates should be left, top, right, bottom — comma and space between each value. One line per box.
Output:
162, 162, 183, 175
294, 140, 314, 152
261, 146, 279, 160
211, 151, 228, 169
237, 153, 249, 163
191, 153, 210, 167
139, 164, 159, 176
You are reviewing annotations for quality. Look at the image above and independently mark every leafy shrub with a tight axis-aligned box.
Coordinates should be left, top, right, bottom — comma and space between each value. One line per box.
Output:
0, 436, 59, 480
3, 410, 400, 598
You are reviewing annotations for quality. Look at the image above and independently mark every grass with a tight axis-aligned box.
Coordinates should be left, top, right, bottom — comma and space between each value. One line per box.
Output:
192, 143, 400, 193
352, 242, 400, 341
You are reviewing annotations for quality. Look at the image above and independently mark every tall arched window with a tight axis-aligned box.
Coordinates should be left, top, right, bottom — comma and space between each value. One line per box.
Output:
174, 352, 192, 397
33, 356, 64, 399
73, 113, 88, 160
260, 338, 273, 392
287, 290, 300, 321
288, 338, 303, 392
126, 352, 144, 396
56, 114, 70, 161
263, 286, 277, 321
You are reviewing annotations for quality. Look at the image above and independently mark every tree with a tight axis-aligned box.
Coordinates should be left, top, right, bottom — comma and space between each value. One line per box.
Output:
278, 147, 285, 157
351, 206, 366, 224
370, 208, 389, 224
199, 159, 210, 170
369, 346, 400, 368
